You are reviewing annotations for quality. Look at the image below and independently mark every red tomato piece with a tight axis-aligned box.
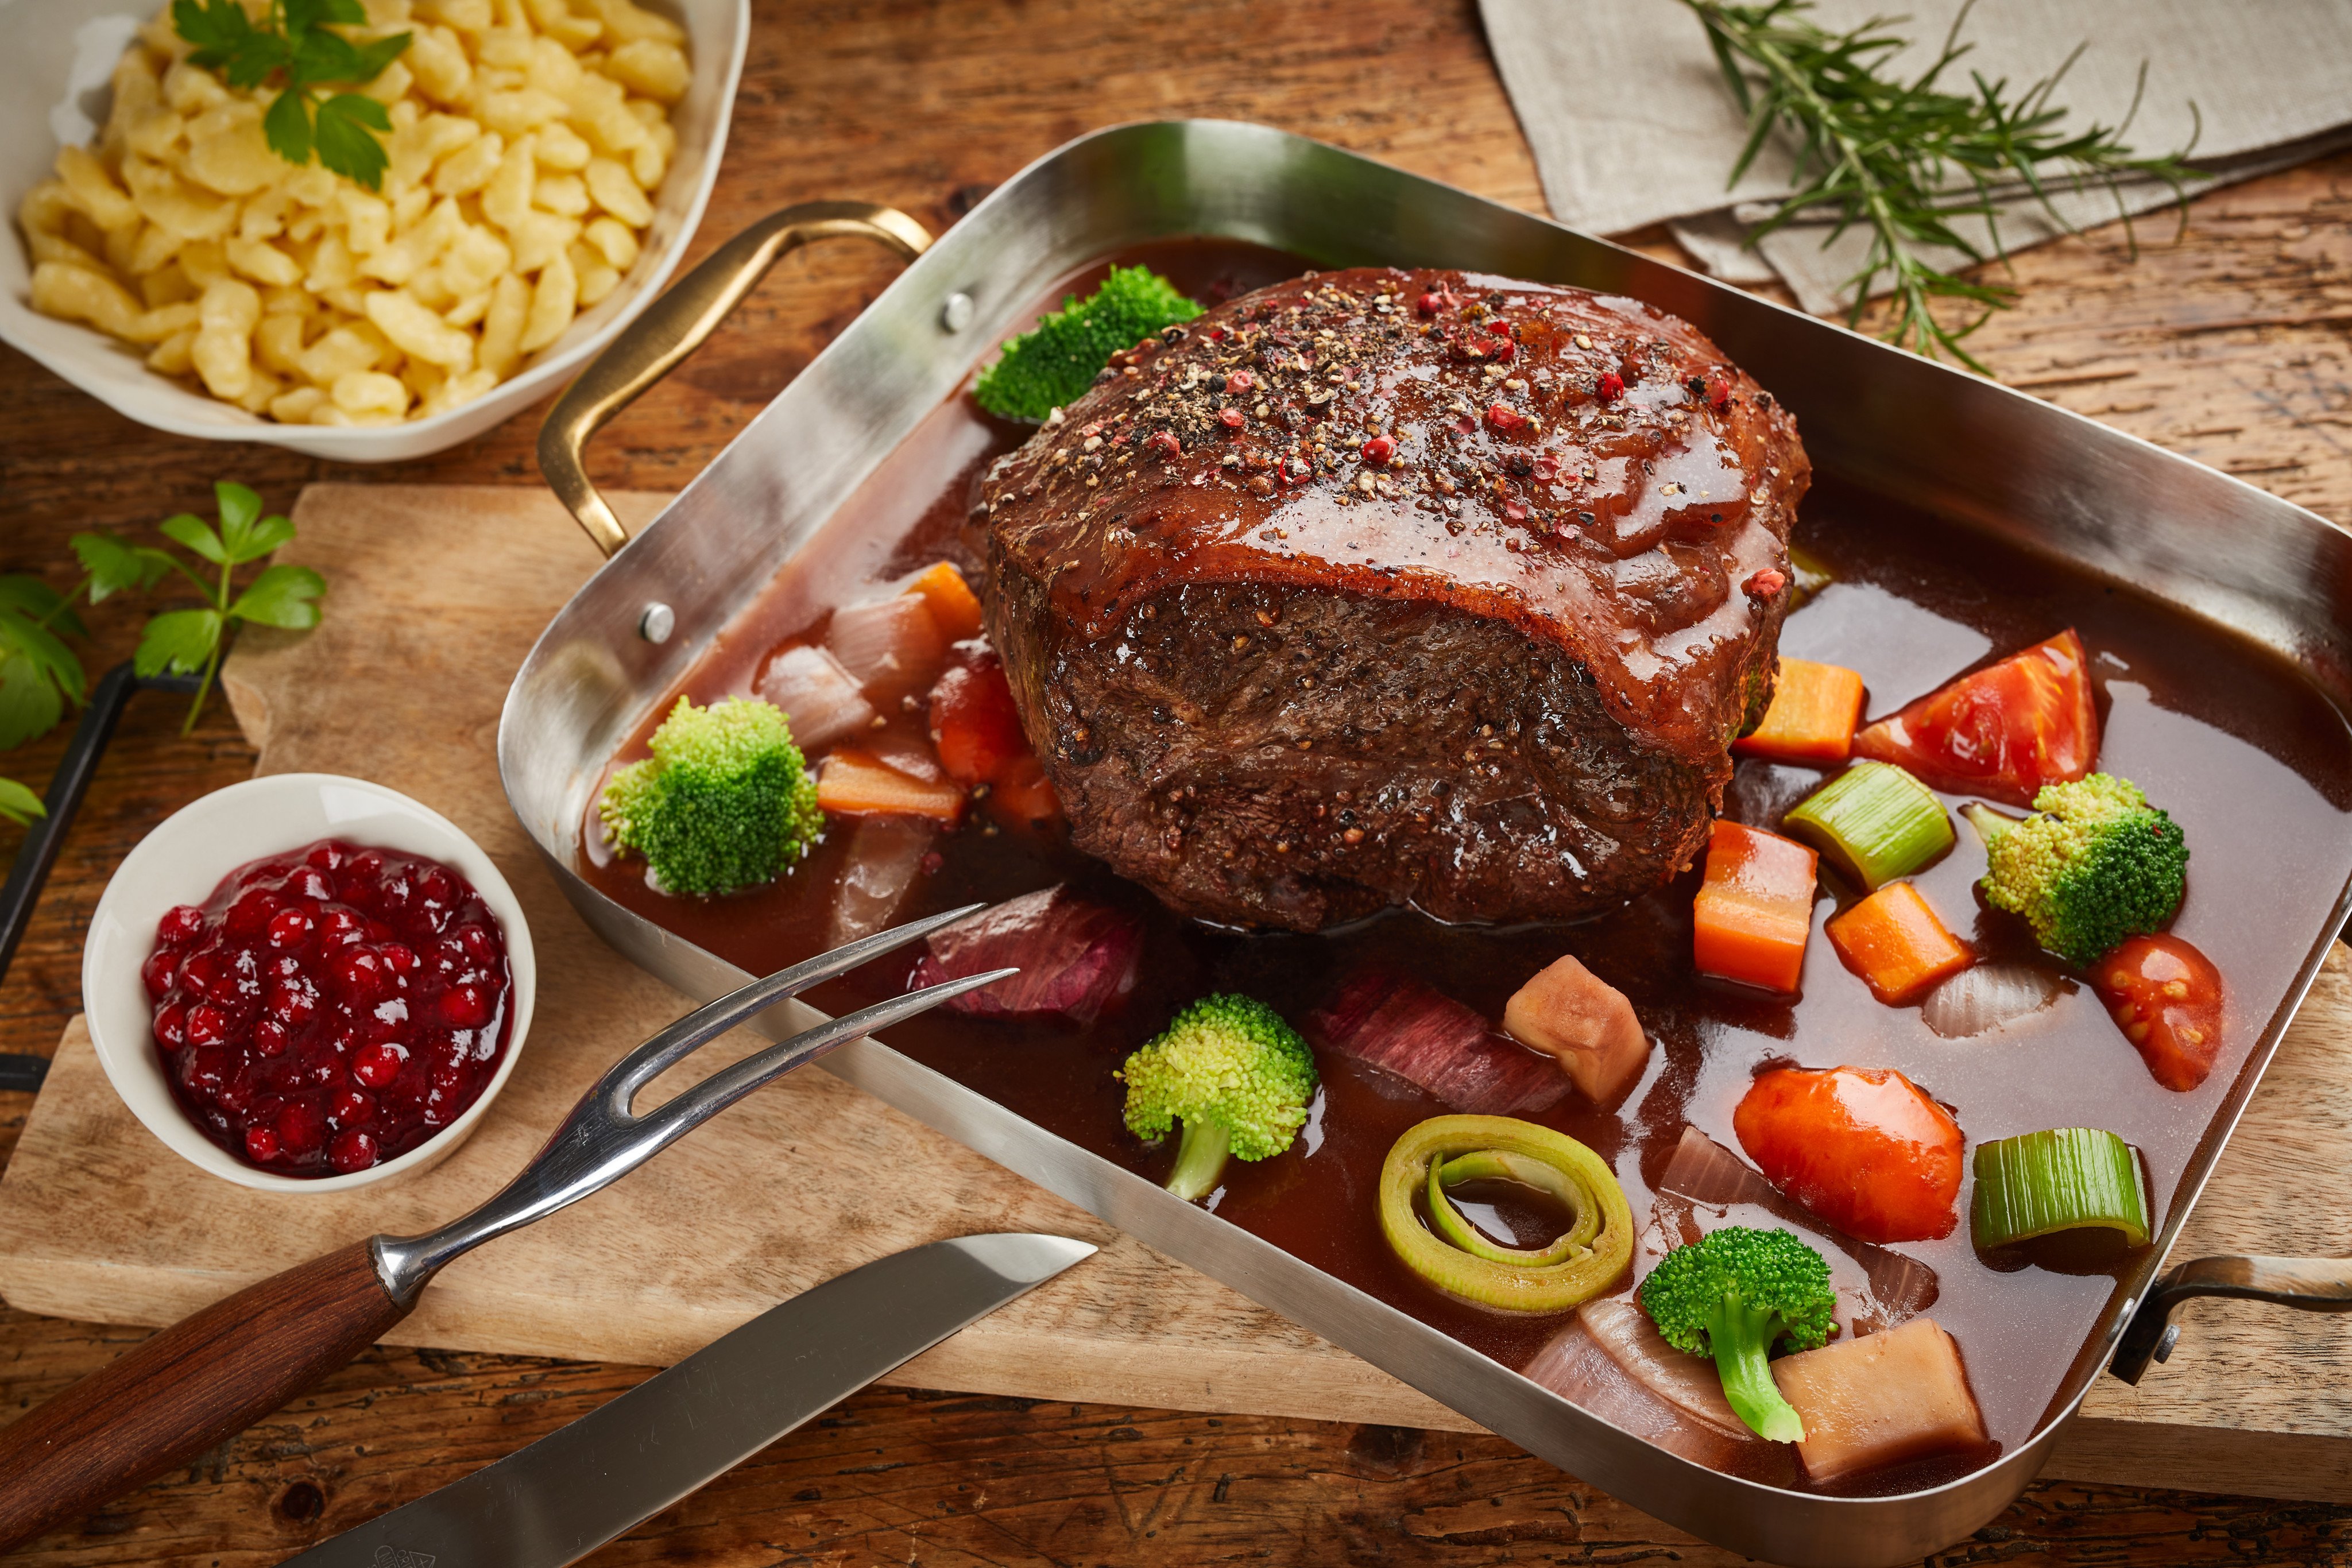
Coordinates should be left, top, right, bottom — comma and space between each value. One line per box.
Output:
1732, 1065, 1964, 1243
1851, 629, 2099, 808
929, 644, 1031, 788
2094, 934, 2225, 1091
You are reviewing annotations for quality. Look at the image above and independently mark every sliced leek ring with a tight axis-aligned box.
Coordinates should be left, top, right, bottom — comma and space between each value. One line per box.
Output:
1971, 1127, 2150, 1249
1380, 1115, 1633, 1313
1784, 761, 1954, 891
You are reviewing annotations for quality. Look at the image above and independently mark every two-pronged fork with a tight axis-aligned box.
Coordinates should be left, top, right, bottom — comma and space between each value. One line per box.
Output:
0, 904, 1011, 1552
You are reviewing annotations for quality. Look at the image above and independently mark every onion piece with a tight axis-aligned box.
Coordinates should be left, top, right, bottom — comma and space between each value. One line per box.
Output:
1521, 1313, 1798, 1483
756, 644, 876, 754
1919, 961, 2064, 1039
1576, 1297, 1747, 1437
826, 594, 946, 704
826, 816, 936, 948
1304, 970, 1567, 1116
910, 885, 1144, 1026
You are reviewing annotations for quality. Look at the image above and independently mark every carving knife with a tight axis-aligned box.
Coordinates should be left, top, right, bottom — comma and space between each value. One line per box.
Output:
278, 1233, 1094, 1568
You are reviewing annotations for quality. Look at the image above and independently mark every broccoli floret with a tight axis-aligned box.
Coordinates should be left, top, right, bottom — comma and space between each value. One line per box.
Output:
1637, 1226, 1835, 1443
973, 266, 1202, 422
1117, 994, 1318, 1202
1975, 773, 2188, 967
597, 695, 823, 897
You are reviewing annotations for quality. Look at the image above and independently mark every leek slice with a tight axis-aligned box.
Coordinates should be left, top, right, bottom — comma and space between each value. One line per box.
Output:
1785, 762, 1953, 890
1788, 543, 1835, 610
1971, 1128, 2150, 1249
1380, 1116, 1634, 1313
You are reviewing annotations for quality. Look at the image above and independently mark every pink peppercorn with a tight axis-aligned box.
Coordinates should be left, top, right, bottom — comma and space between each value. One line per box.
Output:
1361, 434, 1397, 465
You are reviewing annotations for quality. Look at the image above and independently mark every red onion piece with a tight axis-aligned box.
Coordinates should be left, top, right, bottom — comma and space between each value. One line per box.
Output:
827, 595, 946, 704
1920, 961, 2065, 1039
826, 816, 935, 948
910, 885, 1143, 1027
1302, 970, 1567, 1116
756, 644, 875, 754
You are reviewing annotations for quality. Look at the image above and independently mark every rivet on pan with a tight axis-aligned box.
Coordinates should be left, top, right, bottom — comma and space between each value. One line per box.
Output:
2153, 1322, 2181, 1362
639, 602, 676, 644
941, 292, 976, 333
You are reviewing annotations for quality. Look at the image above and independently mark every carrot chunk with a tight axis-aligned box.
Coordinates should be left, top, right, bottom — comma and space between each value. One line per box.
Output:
908, 561, 985, 641
1825, 881, 1975, 1004
1734, 657, 1867, 765
815, 748, 965, 823
1692, 820, 1817, 994
987, 753, 1063, 830
1771, 1318, 1989, 1484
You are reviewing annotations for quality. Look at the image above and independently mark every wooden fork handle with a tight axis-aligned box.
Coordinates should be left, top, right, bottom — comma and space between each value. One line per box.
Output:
0, 1238, 408, 1552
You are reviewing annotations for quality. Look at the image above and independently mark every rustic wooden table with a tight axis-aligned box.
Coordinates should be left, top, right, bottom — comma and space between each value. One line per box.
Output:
6, 1, 2352, 1562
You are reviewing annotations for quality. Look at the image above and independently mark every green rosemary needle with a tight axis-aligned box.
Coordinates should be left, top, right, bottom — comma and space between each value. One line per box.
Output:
1682, 0, 2201, 370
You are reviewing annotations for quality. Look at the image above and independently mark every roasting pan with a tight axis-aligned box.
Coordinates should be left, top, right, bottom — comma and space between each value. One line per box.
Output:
500, 120, 2352, 1566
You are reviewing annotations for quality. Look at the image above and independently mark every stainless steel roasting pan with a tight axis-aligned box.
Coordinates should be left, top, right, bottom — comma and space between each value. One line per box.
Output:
500, 120, 2352, 1566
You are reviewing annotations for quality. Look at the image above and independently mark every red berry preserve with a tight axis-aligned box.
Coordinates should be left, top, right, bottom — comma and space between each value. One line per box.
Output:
146, 838, 514, 1177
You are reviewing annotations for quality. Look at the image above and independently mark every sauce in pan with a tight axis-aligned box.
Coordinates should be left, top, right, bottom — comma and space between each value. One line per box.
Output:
581, 239, 2352, 1496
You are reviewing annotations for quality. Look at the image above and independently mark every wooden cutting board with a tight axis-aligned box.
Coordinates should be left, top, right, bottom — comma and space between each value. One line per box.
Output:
2, 482, 2350, 1504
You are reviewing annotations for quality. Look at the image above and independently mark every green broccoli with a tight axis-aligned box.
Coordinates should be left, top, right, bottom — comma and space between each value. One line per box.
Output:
1117, 994, 1318, 1202
1637, 1226, 1836, 1443
597, 695, 823, 897
1971, 772, 2188, 967
973, 265, 1202, 422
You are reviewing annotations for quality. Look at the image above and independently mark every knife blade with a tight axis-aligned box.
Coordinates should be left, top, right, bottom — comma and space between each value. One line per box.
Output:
279, 1233, 1094, 1568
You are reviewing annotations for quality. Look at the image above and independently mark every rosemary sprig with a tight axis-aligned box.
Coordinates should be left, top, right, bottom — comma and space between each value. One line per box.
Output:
1683, 0, 2200, 370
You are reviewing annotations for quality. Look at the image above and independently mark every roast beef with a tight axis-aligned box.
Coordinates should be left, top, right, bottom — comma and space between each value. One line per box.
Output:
978, 268, 1808, 931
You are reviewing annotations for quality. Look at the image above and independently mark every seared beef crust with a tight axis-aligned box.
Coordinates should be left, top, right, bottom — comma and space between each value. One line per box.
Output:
980, 267, 1808, 931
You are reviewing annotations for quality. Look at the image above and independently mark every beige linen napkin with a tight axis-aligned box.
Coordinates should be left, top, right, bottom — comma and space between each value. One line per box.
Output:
1481, 0, 2352, 313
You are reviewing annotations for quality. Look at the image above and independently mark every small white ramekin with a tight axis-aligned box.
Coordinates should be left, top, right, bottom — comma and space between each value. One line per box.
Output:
82, 772, 536, 1193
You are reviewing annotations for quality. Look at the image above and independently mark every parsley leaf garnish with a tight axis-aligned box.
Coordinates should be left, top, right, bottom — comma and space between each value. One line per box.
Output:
171, 0, 411, 189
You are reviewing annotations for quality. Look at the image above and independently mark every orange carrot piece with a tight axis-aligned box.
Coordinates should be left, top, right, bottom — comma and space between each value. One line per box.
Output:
908, 562, 985, 641
1692, 820, 1817, 994
1826, 881, 1975, 1005
987, 753, 1062, 830
815, 748, 965, 823
1734, 657, 1866, 765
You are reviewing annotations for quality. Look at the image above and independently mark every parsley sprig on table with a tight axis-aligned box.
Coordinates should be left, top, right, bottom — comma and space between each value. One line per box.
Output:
1684, 0, 2200, 370
139, 483, 328, 734
173, 0, 412, 190
0, 483, 326, 799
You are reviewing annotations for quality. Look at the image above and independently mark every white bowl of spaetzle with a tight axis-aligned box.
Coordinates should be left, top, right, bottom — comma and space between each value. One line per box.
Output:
2, 0, 745, 462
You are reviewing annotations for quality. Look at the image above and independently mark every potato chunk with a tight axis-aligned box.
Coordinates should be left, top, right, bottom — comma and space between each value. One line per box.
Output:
1771, 1317, 1988, 1483
1502, 954, 1650, 1104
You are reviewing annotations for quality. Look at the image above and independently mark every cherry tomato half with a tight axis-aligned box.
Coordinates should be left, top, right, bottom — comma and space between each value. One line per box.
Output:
1852, 629, 2099, 808
1733, 1064, 1964, 1242
2093, 934, 2225, 1092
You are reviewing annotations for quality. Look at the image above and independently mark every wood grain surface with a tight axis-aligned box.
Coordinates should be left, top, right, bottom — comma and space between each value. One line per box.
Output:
4, 0, 2352, 1562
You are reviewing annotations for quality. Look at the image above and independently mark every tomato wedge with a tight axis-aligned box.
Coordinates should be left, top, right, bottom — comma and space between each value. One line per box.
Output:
929, 641, 1064, 830
1851, 629, 2099, 808
2092, 934, 2225, 1091
929, 644, 1033, 788
1733, 1065, 1964, 1243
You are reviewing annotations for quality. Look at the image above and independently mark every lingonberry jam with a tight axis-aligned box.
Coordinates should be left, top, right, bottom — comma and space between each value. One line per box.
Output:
146, 838, 514, 1178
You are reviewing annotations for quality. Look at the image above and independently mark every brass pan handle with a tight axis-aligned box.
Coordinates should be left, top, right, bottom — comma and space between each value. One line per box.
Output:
538, 200, 934, 557
2109, 1254, 2352, 1384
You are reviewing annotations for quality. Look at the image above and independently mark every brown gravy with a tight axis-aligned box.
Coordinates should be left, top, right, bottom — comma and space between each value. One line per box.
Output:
580, 239, 2352, 1496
